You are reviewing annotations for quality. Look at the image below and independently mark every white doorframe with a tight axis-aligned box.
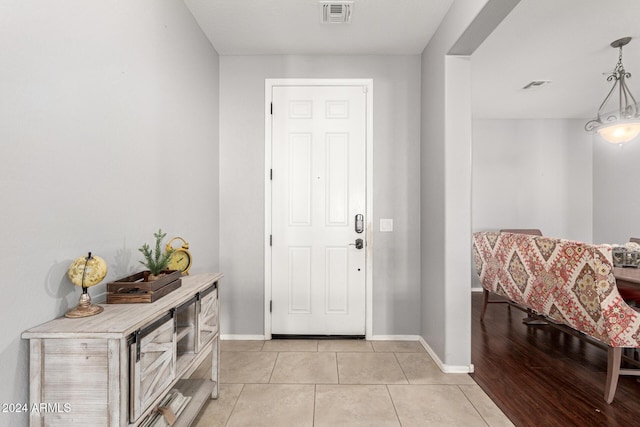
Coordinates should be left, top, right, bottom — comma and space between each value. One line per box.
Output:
264, 78, 373, 340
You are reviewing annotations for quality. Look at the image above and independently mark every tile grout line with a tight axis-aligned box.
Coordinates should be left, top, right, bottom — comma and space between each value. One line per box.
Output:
312, 383, 317, 427
457, 385, 491, 427
224, 383, 245, 427
267, 351, 280, 383
393, 352, 411, 384
385, 384, 403, 426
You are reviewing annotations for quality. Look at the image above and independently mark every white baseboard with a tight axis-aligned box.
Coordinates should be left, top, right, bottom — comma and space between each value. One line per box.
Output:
369, 335, 420, 341
417, 336, 474, 374
221, 334, 266, 341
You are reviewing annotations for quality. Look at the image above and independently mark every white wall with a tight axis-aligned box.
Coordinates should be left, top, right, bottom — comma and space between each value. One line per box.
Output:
593, 136, 640, 244
0, 2, 219, 425
472, 119, 593, 241
219, 55, 422, 336
420, 0, 488, 369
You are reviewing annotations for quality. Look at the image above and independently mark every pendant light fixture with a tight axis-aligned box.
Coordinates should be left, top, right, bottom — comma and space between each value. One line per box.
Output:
585, 37, 640, 144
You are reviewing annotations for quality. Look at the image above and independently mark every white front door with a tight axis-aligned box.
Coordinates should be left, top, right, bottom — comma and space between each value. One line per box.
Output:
270, 84, 367, 335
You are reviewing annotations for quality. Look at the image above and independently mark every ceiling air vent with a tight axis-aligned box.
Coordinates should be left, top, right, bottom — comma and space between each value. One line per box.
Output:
320, 1, 353, 24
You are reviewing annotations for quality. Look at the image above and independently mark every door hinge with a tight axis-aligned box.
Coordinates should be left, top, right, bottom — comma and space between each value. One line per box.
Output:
362, 86, 368, 94
270, 102, 273, 115
270, 235, 272, 246
270, 169, 273, 180
270, 300, 272, 313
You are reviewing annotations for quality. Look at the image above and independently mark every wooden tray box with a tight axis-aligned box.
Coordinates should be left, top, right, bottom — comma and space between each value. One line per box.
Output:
107, 270, 182, 303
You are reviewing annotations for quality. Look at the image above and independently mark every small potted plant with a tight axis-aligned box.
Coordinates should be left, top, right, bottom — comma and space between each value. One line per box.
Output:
139, 229, 175, 281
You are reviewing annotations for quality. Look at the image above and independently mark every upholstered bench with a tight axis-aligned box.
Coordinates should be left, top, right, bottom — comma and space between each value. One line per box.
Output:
472, 231, 640, 403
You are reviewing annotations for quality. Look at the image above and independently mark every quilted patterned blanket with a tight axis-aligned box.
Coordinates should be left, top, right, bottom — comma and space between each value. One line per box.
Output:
473, 231, 640, 348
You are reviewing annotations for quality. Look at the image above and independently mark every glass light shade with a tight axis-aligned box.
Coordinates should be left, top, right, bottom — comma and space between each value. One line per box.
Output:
596, 121, 640, 144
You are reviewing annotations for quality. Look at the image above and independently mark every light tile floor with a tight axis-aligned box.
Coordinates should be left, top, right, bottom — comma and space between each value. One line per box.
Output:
192, 340, 513, 426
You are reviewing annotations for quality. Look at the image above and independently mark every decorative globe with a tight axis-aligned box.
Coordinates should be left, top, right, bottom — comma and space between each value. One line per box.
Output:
65, 252, 107, 318
68, 254, 107, 288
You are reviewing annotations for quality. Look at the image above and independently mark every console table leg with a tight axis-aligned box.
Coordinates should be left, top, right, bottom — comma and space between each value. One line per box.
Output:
211, 337, 219, 399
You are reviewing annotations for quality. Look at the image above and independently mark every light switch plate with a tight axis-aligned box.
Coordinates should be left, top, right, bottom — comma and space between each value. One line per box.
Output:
380, 218, 393, 232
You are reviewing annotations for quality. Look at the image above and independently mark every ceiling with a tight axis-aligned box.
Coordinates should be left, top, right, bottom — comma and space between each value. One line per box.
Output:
184, 0, 640, 120
472, 0, 640, 119
183, 0, 453, 55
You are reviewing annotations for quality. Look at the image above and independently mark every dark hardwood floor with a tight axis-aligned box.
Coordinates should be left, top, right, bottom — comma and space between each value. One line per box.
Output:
470, 292, 640, 427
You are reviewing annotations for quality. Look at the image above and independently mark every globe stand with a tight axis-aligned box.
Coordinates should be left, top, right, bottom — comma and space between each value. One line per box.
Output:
65, 286, 104, 318
65, 251, 107, 319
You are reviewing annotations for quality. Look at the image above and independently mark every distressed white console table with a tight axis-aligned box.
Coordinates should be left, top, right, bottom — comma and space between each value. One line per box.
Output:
22, 272, 222, 426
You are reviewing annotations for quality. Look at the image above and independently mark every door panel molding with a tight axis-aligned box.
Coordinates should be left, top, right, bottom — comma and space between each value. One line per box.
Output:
265, 78, 373, 339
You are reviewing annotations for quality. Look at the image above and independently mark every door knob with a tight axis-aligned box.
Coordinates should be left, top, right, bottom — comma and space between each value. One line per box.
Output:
349, 238, 364, 250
